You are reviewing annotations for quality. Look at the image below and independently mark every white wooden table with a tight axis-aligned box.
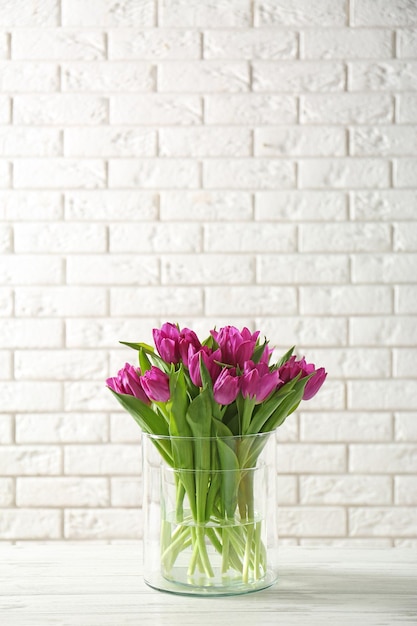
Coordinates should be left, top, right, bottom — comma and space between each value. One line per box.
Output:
1, 544, 416, 625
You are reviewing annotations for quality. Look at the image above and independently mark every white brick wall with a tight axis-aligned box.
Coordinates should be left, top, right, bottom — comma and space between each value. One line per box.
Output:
0, 0, 416, 545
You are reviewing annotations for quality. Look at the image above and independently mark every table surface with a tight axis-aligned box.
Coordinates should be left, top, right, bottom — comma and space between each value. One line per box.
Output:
1, 544, 416, 626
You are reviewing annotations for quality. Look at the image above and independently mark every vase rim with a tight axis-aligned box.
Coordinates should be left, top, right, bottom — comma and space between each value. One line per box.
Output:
142, 431, 273, 442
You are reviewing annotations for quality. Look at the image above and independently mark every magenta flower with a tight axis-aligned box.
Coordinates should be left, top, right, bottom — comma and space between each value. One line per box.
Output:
106, 363, 150, 404
211, 326, 260, 368
213, 368, 240, 405
153, 322, 201, 366
140, 366, 170, 402
188, 346, 222, 387
279, 356, 327, 401
241, 360, 281, 403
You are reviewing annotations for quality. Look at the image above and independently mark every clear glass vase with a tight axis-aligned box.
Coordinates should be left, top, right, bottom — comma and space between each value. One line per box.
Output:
142, 432, 278, 596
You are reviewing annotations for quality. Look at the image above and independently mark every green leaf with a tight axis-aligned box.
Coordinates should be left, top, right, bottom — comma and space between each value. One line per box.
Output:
108, 389, 168, 436
217, 437, 240, 519
138, 347, 152, 374
246, 387, 294, 435
252, 340, 268, 364
120, 341, 169, 372
275, 345, 295, 368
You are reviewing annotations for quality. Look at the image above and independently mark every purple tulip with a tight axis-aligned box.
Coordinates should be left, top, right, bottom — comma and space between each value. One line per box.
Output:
241, 360, 281, 403
211, 326, 260, 368
106, 363, 150, 404
140, 366, 170, 402
153, 322, 201, 365
188, 346, 222, 387
278, 356, 327, 401
213, 367, 240, 405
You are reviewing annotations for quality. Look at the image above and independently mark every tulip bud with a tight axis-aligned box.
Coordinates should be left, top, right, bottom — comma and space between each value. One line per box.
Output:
140, 366, 170, 402
213, 368, 240, 405
106, 363, 150, 404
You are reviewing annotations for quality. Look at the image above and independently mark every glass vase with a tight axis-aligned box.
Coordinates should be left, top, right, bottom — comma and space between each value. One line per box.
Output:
142, 432, 278, 596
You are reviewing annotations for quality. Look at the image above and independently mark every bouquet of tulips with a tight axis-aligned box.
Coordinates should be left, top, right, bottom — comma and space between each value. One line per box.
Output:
107, 323, 326, 587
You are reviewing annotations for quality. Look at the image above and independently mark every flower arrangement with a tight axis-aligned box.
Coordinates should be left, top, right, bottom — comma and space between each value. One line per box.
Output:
107, 323, 326, 590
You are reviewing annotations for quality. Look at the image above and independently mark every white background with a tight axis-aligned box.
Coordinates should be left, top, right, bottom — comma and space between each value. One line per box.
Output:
0, 0, 416, 545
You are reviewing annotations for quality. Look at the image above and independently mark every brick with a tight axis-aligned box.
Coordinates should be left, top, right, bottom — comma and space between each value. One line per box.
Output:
300, 412, 392, 442
395, 158, 417, 187
110, 223, 201, 252
299, 158, 390, 189
205, 223, 296, 252
352, 0, 417, 26
303, 28, 393, 59
0, 414, 12, 443
253, 61, 345, 92
300, 286, 392, 315
0, 320, 63, 348
64, 509, 141, 539
0, 225, 12, 250
255, 191, 347, 221
349, 382, 417, 411
160, 191, 253, 221
352, 126, 417, 157
206, 286, 297, 316
0, 352, 11, 380
205, 29, 297, 60
301, 94, 393, 124
300, 538, 392, 547
0, 256, 63, 285
15, 350, 107, 381
279, 507, 346, 537
350, 443, 417, 473
110, 413, 141, 442
0, 383, 62, 412
111, 287, 203, 316
0, 191, 62, 221
398, 94, 417, 123
0, 61, 58, 91
159, 61, 249, 92
300, 475, 391, 505
300, 223, 391, 252
0, 128, 61, 157
65, 318, 156, 348
276, 476, 298, 505
17, 478, 109, 507
64, 444, 140, 475
397, 28, 417, 57
162, 254, 254, 285
0, 510, 61, 539
277, 443, 346, 473
111, 95, 202, 125
349, 507, 417, 537
394, 425, 416, 460
12, 29, 106, 60
14, 95, 107, 125
255, 0, 346, 26
0, 478, 13, 507
62, 61, 155, 92
109, 159, 199, 189
353, 254, 417, 283
394, 224, 417, 251
65, 190, 157, 221
351, 190, 417, 221
0, 1, 58, 26
0, 96, 10, 123
305, 347, 390, 379
255, 127, 346, 157
204, 159, 295, 189
62, 0, 155, 26
394, 351, 417, 379
258, 316, 349, 346
276, 418, 298, 443
15, 286, 107, 317
395, 477, 417, 504
301, 380, 345, 411
0, 288, 13, 316
159, 0, 251, 27
14, 223, 106, 252
67, 255, 159, 285
64, 382, 117, 412
0, 163, 10, 188
16, 413, 108, 443
351, 316, 417, 346
397, 286, 417, 313
258, 254, 349, 284
65, 128, 156, 157
0, 446, 61, 475
14, 159, 106, 190
0, 33, 8, 59
159, 128, 251, 157
111, 478, 141, 506
109, 29, 200, 60
205, 94, 297, 125
350, 61, 417, 91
